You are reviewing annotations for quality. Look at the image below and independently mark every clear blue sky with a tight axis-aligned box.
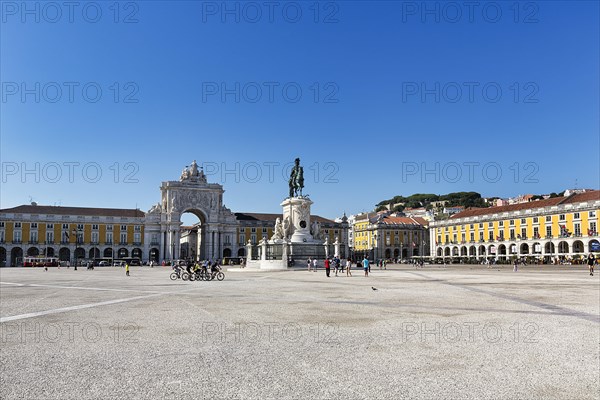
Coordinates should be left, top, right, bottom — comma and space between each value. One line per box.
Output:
1, 1, 599, 222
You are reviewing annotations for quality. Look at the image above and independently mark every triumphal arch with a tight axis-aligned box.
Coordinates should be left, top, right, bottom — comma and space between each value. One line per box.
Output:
144, 160, 239, 261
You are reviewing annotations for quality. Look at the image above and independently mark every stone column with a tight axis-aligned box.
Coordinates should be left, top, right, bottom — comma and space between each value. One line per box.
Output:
165, 229, 172, 261
260, 239, 267, 261
174, 229, 181, 260
282, 242, 289, 267
246, 241, 253, 261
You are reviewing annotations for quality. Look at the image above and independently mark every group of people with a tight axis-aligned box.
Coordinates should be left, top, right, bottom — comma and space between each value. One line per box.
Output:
173, 259, 221, 277
306, 256, 379, 277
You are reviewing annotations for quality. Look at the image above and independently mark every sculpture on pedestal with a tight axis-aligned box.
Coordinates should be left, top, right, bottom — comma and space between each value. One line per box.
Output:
272, 217, 285, 241
180, 160, 207, 183
311, 221, 321, 240
282, 216, 291, 239
288, 158, 304, 198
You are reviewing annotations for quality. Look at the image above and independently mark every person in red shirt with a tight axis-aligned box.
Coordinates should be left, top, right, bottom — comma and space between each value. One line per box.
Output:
324, 258, 331, 277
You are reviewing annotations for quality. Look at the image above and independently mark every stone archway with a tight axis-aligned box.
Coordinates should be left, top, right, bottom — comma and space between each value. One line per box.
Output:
149, 248, 159, 262
132, 248, 143, 260
59, 247, 70, 262
180, 209, 207, 261
89, 247, 100, 259
0, 247, 6, 267
11, 247, 23, 266
144, 161, 240, 262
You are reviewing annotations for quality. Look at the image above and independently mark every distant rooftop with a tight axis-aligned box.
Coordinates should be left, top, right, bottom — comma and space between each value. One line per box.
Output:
0, 204, 145, 218
234, 212, 336, 224
451, 190, 600, 219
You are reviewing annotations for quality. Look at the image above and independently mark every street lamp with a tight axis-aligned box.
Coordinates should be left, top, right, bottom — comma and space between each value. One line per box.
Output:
72, 227, 82, 269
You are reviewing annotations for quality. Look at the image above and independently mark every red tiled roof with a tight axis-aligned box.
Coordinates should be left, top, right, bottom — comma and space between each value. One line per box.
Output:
0, 205, 145, 218
379, 216, 428, 227
451, 191, 600, 219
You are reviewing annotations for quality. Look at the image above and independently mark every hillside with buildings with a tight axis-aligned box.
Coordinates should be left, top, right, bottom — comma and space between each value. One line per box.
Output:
375, 189, 596, 221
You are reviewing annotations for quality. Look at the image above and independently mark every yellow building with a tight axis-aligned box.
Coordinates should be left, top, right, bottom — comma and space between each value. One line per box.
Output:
0, 204, 145, 266
430, 191, 600, 263
353, 212, 429, 261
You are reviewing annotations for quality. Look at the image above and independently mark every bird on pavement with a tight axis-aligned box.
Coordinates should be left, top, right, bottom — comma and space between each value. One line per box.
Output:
371, 287, 377, 291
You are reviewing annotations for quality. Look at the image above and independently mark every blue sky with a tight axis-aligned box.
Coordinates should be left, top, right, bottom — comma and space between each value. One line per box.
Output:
1, 0, 599, 222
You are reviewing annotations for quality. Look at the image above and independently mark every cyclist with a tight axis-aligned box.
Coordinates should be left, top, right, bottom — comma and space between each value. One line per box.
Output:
210, 259, 220, 279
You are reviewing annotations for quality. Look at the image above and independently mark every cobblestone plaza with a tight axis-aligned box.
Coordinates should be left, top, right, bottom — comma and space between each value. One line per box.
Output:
1, 264, 598, 399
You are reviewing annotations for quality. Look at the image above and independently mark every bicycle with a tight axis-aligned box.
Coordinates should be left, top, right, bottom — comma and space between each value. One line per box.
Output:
170, 267, 182, 281
211, 266, 225, 281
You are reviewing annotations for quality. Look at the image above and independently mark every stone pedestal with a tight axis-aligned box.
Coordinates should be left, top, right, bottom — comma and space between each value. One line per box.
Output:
246, 241, 253, 261
281, 197, 314, 244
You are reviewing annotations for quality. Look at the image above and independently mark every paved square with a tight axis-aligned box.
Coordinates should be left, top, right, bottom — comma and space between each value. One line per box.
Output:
1, 265, 598, 399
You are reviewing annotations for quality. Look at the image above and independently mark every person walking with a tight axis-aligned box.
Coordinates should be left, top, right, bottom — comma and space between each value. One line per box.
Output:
587, 253, 595, 276
307, 257, 312, 272
363, 256, 369, 277
513, 258, 518, 272
324, 258, 331, 277
346, 258, 352, 277
313, 258, 318, 272
125, 262, 130, 276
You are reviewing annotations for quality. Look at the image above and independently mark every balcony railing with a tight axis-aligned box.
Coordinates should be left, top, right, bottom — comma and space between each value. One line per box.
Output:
133, 242, 142, 246
150, 241, 160, 246
119, 242, 128, 246
105, 241, 113, 245
28, 240, 38, 244
13, 240, 22, 244
61, 240, 70, 245
44, 241, 55, 245
90, 241, 100, 245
